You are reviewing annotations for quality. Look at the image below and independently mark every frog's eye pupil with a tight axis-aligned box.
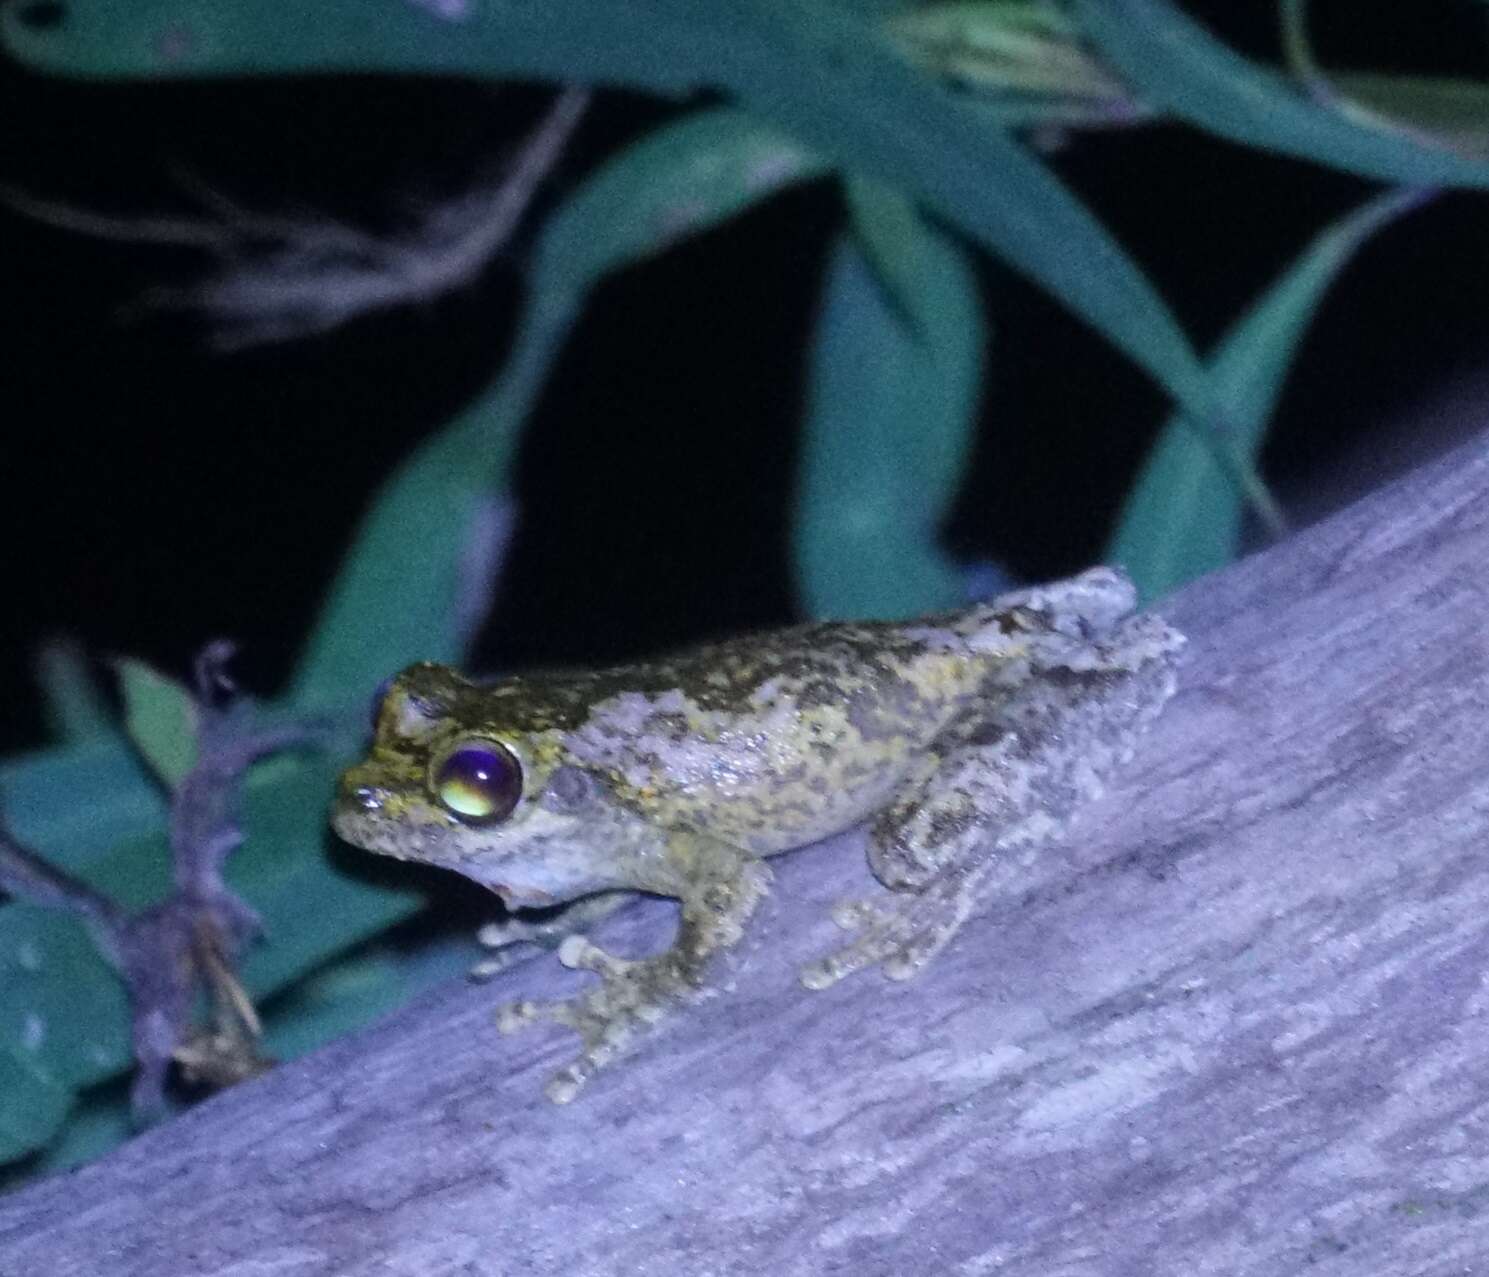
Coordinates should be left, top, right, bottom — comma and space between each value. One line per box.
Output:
369, 676, 395, 732
434, 740, 522, 824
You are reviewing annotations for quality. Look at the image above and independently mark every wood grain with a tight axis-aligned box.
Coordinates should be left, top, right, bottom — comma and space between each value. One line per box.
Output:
3, 430, 1487, 1276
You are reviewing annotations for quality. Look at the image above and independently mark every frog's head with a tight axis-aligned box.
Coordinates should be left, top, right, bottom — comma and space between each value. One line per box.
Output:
332, 662, 649, 908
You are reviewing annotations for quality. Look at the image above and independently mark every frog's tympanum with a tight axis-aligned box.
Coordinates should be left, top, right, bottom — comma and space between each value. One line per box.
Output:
333, 567, 1184, 1102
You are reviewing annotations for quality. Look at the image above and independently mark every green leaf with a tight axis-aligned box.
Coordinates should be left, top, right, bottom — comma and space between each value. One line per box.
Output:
113, 658, 198, 789
1106, 189, 1423, 601
0, 742, 429, 1165
17, 1080, 133, 1179
0, 0, 1217, 424
796, 196, 985, 619
843, 173, 932, 328
889, 0, 1131, 101
1073, 0, 1489, 189
32, 639, 113, 747
0, 901, 135, 1095
533, 107, 827, 295
1278, 0, 1489, 152
1331, 72, 1489, 148
0, 740, 165, 875
0, 1049, 71, 1162
289, 108, 822, 710
286, 411, 513, 710
0, 106, 829, 1171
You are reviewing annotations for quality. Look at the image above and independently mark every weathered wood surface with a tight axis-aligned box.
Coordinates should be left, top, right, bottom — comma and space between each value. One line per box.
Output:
3, 432, 1489, 1277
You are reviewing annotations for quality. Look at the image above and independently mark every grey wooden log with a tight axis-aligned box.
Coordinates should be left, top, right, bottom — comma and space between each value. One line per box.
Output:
4, 430, 1489, 1277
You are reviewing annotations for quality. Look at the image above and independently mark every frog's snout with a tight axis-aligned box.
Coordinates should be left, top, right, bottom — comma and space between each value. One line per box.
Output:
331, 765, 396, 848
336, 758, 391, 809
344, 780, 386, 813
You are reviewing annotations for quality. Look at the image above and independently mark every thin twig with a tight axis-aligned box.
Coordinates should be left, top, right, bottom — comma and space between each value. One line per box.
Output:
0, 644, 325, 1119
2, 86, 592, 348
0, 819, 127, 941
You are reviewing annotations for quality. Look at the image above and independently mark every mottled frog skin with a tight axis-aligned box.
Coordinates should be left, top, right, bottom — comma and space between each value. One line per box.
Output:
333, 567, 1184, 1102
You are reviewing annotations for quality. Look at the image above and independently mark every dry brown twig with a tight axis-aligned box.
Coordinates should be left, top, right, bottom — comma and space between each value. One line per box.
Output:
0, 644, 320, 1117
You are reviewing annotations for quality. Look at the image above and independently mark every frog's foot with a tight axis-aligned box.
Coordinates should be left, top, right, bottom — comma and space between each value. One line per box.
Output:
497, 935, 695, 1102
471, 892, 629, 982
497, 856, 771, 1103
800, 871, 977, 991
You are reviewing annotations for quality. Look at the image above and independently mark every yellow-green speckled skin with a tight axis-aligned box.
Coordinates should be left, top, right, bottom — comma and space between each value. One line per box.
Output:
333, 567, 1184, 1102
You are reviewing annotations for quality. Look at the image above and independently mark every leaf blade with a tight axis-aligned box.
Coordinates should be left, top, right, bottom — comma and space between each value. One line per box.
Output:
1073, 0, 1489, 189
1, 0, 1216, 421
796, 196, 985, 619
289, 108, 824, 709
114, 659, 197, 789
1107, 189, 1424, 599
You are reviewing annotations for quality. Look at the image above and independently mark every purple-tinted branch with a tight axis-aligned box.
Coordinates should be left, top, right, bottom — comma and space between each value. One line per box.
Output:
0, 820, 127, 945
4, 423, 1488, 1274
2, 643, 323, 1118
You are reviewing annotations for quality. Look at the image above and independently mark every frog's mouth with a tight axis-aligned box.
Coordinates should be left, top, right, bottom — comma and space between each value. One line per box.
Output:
458, 867, 557, 910
329, 803, 393, 854
336, 808, 560, 909
330, 795, 456, 864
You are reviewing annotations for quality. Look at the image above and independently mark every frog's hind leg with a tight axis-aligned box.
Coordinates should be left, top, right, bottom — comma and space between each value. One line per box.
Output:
800, 738, 1027, 990
802, 663, 1167, 991
497, 840, 771, 1103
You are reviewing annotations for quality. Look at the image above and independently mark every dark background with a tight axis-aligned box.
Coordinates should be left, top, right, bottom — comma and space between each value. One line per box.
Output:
2, 2, 1486, 756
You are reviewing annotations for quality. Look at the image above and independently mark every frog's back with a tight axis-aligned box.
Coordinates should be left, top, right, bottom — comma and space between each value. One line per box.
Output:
526, 609, 1005, 854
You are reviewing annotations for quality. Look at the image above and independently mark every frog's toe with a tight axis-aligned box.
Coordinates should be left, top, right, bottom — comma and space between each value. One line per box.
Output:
495, 989, 638, 1103
800, 949, 862, 991
473, 894, 632, 981
495, 943, 696, 1101
555, 934, 637, 978
470, 949, 523, 982
540, 1007, 645, 1103
496, 998, 536, 1032
880, 925, 956, 980
470, 915, 561, 983
800, 932, 896, 990
802, 889, 963, 990
496, 996, 582, 1034
828, 897, 881, 930
544, 1064, 586, 1105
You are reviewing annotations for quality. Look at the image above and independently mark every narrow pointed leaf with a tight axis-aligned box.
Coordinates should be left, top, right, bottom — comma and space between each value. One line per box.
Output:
797, 195, 985, 619
289, 109, 821, 709
1331, 72, 1489, 149
1074, 0, 1489, 188
32, 641, 113, 747
2, 0, 1216, 422
1107, 189, 1424, 600
114, 659, 197, 789
0, 1049, 71, 1162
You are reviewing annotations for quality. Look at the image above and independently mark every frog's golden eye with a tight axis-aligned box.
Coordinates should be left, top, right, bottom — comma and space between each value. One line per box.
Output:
432, 738, 523, 824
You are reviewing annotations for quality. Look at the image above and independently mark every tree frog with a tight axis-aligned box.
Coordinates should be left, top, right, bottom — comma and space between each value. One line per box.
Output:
332, 567, 1184, 1102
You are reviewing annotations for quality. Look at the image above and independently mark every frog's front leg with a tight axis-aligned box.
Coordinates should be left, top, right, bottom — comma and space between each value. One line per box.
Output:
497, 835, 771, 1103
470, 892, 630, 982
